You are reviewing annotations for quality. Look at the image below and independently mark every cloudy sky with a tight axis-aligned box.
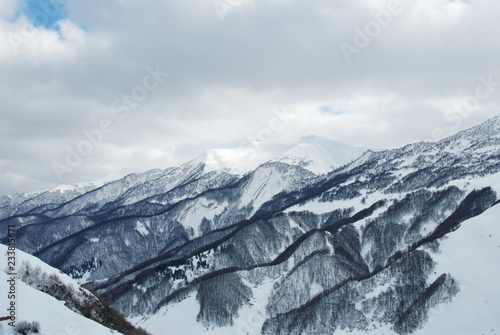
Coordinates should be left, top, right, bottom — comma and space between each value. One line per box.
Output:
1, 0, 499, 195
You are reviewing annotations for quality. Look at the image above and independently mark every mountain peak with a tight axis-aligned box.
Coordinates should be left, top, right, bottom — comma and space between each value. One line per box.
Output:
190, 135, 371, 176
191, 146, 273, 175
274, 136, 370, 174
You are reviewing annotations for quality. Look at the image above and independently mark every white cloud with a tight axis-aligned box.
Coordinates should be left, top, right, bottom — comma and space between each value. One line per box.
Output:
408, 0, 469, 28
0, 0, 17, 20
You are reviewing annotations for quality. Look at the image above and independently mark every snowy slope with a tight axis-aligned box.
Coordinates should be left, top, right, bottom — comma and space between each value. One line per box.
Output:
0, 244, 122, 335
275, 135, 369, 174
0, 271, 122, 335
238, 162, 317, 216
419, 203, 500, 335
133, 278, 276, 335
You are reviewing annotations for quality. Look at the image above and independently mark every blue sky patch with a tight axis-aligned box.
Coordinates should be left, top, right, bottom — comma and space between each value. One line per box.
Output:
320, 105, 344, 116
22, 0, 68, 29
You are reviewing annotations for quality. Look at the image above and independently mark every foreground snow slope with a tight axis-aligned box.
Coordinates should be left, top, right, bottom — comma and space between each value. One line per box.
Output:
420, 203, 500, 335
0, 244, 121, 335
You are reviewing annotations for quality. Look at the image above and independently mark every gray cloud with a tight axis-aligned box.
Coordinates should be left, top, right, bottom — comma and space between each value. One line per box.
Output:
0, 0, 499, 195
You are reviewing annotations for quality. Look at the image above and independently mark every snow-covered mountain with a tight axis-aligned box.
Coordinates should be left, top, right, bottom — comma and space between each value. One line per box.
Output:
1, 116, 499, 335
0, 176, 116, 219
193, 135, 370, 175
275, 135, 370, 174
196, 146, 273, 175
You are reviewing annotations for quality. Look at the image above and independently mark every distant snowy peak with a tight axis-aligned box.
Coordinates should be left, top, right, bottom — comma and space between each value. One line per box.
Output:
51, 176, 116, 194
190, 136, 370, 176
275, 135, 370, 174
0, 191, 43, 208
0, 174, 120, 208
192, 146, 273, 175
